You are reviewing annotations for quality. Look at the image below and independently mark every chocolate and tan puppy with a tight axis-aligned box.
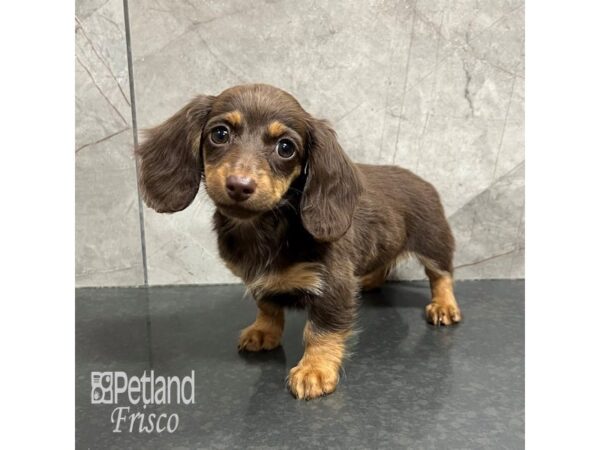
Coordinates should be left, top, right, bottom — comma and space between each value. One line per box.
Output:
136, 84, 461, 400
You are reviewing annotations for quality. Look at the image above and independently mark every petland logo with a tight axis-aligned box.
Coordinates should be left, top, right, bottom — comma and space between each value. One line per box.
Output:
91, 370, 195, 433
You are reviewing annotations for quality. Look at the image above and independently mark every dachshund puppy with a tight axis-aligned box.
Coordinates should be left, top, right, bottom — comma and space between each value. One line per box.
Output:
136, 84, 461, 400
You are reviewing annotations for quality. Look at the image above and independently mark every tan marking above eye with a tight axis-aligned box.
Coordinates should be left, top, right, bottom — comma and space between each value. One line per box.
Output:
267, 121, 287, 138
224, 110, 243, 126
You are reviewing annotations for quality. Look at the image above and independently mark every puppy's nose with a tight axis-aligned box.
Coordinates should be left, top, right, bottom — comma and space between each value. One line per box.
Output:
225, 175, 256, 201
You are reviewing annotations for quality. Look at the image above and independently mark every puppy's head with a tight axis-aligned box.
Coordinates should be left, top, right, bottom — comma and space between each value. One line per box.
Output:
136, 84, 363, 241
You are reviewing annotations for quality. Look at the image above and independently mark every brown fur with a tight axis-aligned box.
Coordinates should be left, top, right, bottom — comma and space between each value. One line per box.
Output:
136, 83, 461, 400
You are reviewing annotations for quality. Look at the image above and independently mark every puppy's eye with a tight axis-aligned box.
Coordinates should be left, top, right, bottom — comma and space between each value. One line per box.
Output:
276, 139, 296, 159
210, 126, 230, 145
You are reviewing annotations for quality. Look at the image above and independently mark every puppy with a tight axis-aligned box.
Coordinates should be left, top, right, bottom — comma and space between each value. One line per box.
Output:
136, 84, 461, 400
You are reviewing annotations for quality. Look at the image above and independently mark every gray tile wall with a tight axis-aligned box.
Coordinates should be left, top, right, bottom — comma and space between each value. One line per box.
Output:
75, 0, 524, 287
76, 0, 144, 286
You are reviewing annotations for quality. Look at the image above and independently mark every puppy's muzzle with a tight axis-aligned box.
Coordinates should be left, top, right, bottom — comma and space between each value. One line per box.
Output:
225, 175, 256, 202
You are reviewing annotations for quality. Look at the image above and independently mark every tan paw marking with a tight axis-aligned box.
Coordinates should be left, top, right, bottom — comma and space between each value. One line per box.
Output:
426, 300, 462, 326
238, 326, 281, 352
288, 363, 339, 400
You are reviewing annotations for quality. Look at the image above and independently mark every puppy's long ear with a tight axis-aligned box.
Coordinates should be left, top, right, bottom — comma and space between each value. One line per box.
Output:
300, 119, 364, 241
136, 95, 214, 213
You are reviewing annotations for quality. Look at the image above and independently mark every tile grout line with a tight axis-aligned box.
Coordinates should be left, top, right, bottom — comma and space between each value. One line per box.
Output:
123, 0, 153, 369
123, 0, 148, 287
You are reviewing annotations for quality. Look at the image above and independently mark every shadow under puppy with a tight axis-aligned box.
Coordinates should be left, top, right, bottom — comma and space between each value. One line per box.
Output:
136, 84, 461, 400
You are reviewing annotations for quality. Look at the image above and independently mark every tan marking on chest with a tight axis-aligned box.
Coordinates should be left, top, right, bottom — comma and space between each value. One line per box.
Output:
248, 262, 325, 297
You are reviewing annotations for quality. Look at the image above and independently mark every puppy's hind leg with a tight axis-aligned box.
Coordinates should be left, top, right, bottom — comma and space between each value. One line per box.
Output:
411, 216, 462, 325
422, 264, 462, 326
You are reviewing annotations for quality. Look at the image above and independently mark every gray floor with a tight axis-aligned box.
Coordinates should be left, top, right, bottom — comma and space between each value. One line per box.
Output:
76, 280, 524, 449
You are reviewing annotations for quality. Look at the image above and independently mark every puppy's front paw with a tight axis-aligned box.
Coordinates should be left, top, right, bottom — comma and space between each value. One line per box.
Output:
238, 325, 281, 352
426, 300, 462, 326
288, 363, 339, 400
